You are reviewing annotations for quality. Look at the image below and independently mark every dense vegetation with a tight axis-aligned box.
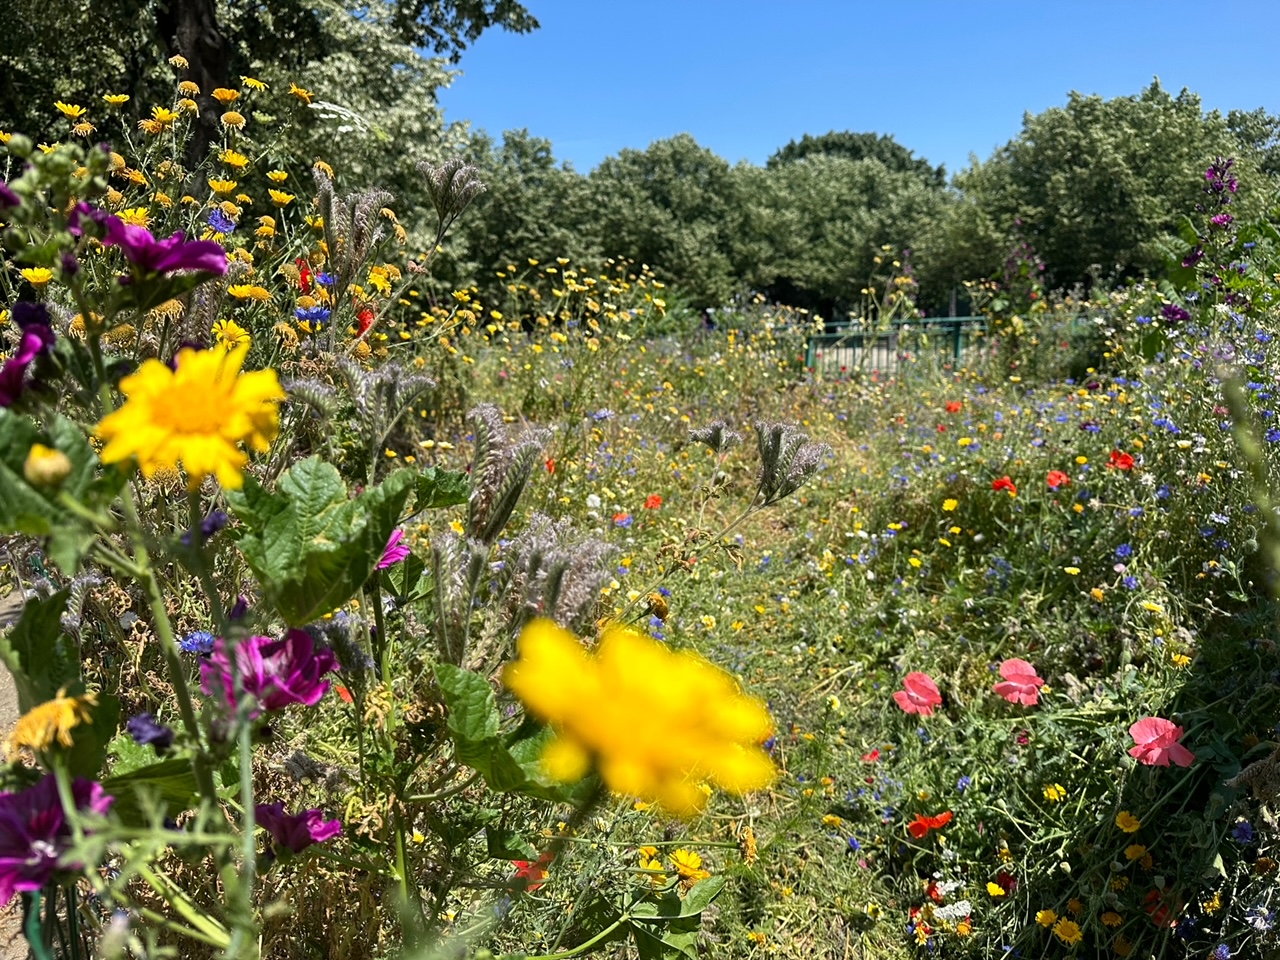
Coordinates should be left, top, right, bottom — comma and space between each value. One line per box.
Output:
0, 6, 1279, 960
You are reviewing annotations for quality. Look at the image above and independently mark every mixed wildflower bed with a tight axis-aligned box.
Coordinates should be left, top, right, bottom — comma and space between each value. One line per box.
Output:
0, 68, 1277, 960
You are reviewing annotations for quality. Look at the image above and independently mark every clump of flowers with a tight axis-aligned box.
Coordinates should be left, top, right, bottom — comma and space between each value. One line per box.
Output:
503, 618, 775, 815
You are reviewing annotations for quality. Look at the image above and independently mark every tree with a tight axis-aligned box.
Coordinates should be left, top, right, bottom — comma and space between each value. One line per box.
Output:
1227, 107, 1280, 179
768, 131, 946, 188
955, 81, 1267, 290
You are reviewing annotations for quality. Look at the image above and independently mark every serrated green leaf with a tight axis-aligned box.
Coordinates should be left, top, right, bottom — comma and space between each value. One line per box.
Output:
0, 589, 78, 710
436, 662, 500, 743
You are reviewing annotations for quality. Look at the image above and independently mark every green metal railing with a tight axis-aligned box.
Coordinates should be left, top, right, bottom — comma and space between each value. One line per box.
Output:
805, 316, 987, 377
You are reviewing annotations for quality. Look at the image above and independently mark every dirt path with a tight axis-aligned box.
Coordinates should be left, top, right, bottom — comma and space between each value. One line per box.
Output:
0, 594, 29, 957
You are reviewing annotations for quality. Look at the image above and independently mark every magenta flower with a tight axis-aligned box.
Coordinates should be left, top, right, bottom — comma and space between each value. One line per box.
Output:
1128, 717, 1195, 767
0, 182, 19, 209
0, 303, 55, 408
992, 658, 1044, 706
377, 529, 411, 569
255, 803, 342, 853
200, 629, 338, 715
0, 775, 113, 907
102, 217, 227, 276
892, 672, 942, 716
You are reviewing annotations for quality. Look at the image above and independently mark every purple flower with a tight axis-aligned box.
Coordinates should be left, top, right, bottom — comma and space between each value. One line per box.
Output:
255, 803, 342, 853
0, 182, 20, 209
0, 775, 113, 907
125, 712, 174, 753
180, 510, 230, 547
68, 202, 110, 238
102, 217, 227, 276
1162, 304, 1191, 323
200, 630, 339, 715
1210, 213, 1234, 229
0, 303, 55, 408
179, 630, 216, 655
377, 529, 410, 569
1232, 821, 1255, 843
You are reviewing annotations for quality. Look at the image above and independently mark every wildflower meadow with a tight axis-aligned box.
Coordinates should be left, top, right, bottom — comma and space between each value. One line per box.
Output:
1, 31, 1279, 960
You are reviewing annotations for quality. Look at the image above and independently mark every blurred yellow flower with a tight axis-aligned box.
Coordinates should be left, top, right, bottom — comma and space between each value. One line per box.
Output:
1043, 783, 1066, 802
23, 444, 72, 488
942, 498, 958, 511
211, 88, 240, 104
986, 882, 1006, 897
54, 101, 87, 119
288, 82, 315, 104
241, 76, 268, 91
269, 189, 296, 207
1035, 909, 1057, 927
95, 344, 284, 490
102, 94, 130, 106
208, 178, 238, 196
1123, 844, 1147, 861
503, 618, 775, 816
267, 170, 288, 183
220, 149, 250, 170
6, 690, 96, 758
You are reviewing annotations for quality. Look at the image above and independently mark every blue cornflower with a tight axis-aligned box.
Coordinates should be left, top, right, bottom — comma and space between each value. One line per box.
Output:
315, 272, 335, 287
956, 775, 972, 794
1266, 429, 1280, 443
1233, 821, 1255, 843
1123, 576, 1139, 590
1115, 543, 1133, 559
591, 408, 614, 421
1128, 507, 1145, 517
207, 208, 236, 234
1156, 484, 1173, 500
847, 836, 861, 852
179, 630, 215, 655
295, 306, 331, 325
126, 712, 174, 752
1213, 944, 1231, 960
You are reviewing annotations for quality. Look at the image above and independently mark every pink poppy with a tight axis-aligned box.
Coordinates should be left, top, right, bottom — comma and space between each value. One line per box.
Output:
1128, 717, 1195, 767
893, 672, 942, 716
992, 658, 1044, 706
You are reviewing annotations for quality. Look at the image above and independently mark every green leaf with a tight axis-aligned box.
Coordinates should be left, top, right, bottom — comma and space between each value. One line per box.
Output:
678, 876, 725, 917
435, 662, 500, 744
384, 551, 430, 602
485, 824, 536, 860
0, 589, 78, 711
227, 457, 414, 625
412, 466, 470, 512
62, 692, 118, 779
102, 756, 200, 825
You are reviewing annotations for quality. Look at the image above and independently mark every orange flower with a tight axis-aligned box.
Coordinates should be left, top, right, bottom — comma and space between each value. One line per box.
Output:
907, 810, 953, 839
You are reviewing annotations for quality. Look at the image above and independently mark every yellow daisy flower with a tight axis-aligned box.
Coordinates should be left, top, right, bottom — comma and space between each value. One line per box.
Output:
6, 690, 96, 758
54, 101, 87, 119
95, 344, 284, 490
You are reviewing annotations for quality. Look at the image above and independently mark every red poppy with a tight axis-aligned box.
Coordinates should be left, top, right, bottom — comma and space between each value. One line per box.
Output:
995, 870, 1018, 893
512, 851, 554, 891
295, 258, 312, 294
926, 880, 944, 903
644, 494, 663, 510
1046, 470, 1071, 490
945, 401, 963, 413
1107, 449, 1135, 471
356, 307, 376, 336
908, 810, 953, 839
1142, 887, 1179, 928
1128, 717, 1195, 767
861, 748, 880, 763
334, 684, 353, 704
991, 476, 1017, 497
544, 457, 556, 474
893, 672, 942, 716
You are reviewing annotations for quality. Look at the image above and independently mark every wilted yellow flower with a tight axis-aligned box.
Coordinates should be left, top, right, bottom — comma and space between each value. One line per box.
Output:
71, 121, 96, 138
287, 82, 315, 104
503, 619, 776, 815
20, 267, 53, 287
220, 111, 246, 130
254, 215, 277, 239
212, 318, 251, 350
227, 284, 271, 302
177, 98, 198, 115
177, 80, 201, 97
1101, 912, 1123, 927
312, 160, 334, 180
95, 344, 284, 489
240, 76, 267, 91
6, 690, 96, 757
23, 444, 73, 488
211, 87, 240, 104
102, 93, 130, 106
168, 54, 189, 69
269, 189, 296, 207
54, 101, 87, 119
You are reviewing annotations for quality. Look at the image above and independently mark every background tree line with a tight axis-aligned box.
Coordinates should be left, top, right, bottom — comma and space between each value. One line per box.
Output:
3, 0, 1278, 318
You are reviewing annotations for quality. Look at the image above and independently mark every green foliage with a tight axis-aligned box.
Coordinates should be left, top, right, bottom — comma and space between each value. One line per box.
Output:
768, 130, 946, 188
226, 456, 414, 625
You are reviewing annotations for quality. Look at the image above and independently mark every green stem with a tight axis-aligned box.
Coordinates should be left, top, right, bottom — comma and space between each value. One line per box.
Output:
524, 917, 625, 960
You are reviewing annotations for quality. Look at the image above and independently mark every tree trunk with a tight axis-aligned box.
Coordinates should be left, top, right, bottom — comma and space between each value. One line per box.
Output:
155, 0, 230, 169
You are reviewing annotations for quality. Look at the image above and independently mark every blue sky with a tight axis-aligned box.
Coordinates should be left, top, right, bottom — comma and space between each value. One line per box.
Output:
438, 0, 1280, 178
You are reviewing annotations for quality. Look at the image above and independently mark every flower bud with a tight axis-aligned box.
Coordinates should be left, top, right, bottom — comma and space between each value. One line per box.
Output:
23, 443, 72, 487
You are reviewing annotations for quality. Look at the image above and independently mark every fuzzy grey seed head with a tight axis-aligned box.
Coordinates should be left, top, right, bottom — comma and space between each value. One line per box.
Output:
419, 157, 487, 224
754, 420, 825, 505
689, 419, 742, 454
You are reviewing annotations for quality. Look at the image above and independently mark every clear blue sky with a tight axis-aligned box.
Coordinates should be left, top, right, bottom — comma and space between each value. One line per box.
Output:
437, 0, 1280, 178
